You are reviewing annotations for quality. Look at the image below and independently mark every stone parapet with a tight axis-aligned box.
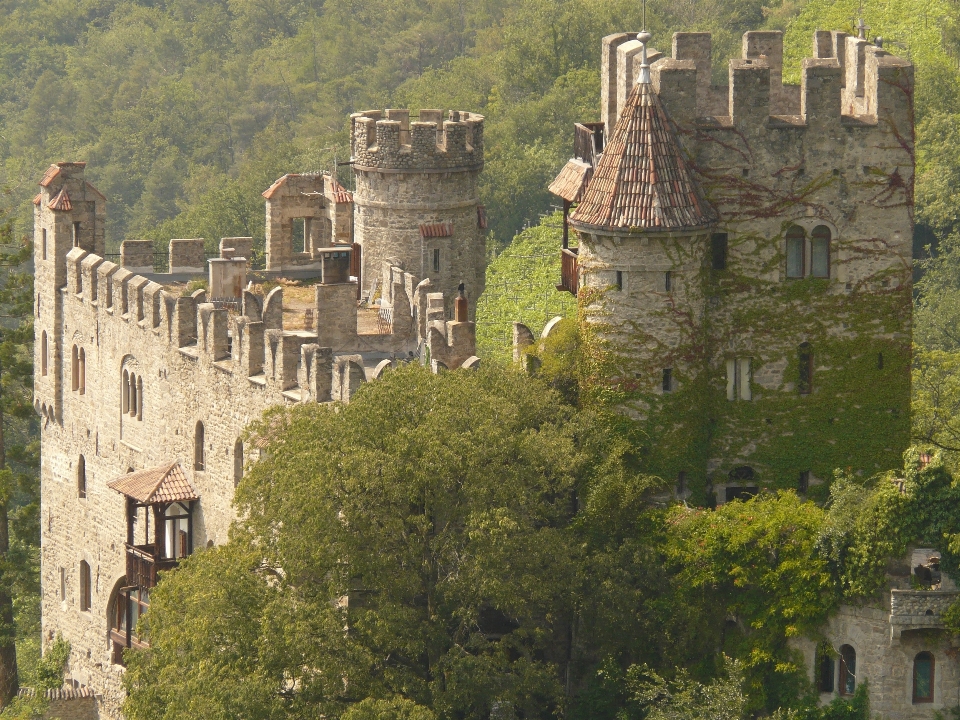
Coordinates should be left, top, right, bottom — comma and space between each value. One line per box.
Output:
351, 109, 484, 172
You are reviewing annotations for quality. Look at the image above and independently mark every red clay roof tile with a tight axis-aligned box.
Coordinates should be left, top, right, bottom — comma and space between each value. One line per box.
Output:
107, 462, 198, 504
47, 188, 72, 212
549, 159, 593, 203
570, 82, 716, 232
420, 222, 453, 238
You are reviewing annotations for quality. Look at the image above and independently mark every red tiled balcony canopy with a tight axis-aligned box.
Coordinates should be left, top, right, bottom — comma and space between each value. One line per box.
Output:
107, 462, 198, 505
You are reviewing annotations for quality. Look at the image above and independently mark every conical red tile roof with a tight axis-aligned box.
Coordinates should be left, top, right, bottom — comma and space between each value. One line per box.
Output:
570, 81, 716, 232
47, 188, 72, 212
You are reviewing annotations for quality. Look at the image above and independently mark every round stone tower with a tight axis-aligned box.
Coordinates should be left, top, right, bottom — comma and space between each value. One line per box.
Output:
351, 109, 485, 318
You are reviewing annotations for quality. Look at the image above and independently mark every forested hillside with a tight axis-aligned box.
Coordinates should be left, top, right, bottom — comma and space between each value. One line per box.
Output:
0, 0, 815, 252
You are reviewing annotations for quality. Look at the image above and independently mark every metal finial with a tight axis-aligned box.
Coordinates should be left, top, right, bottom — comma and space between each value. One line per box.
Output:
642, 0, 647, 32
637, 29, 652, 84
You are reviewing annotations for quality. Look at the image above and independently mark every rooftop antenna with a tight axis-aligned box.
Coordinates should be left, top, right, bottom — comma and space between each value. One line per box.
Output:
637, 0, 652, 85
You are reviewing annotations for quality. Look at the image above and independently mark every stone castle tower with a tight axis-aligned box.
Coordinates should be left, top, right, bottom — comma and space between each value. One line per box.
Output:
33, 108, 483, 719
549, 29, 914, 502
351, 109, 486, 317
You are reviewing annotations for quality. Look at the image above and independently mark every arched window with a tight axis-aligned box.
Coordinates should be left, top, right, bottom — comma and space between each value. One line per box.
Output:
79, 348, 85, 395
838, 645, 856, 696
122, 370, 129, 414
77, 455, 86, 499
811, 225, 831, 278
71, 345, 79, 392
195, 421, 205, 471
913, 652, 934, 703
79, 560, 92, 612
41, 332, 47, 377
137, 375, 143, 421
816, 649, 835, 692
786, 226, 805, 278
234, 439, 244, 487
798, 342, 813, 395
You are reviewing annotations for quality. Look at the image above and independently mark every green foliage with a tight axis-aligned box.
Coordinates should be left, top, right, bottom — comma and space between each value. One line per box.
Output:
125, 364, 660, 719
0, 636, 69, 720
623, 656, 747, 720
475, 213, 576, 358
341, 698, 437, 720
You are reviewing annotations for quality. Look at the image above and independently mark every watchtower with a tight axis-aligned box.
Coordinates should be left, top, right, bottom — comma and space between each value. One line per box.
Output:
33, 162, 105, 422
351, 109, 486, 318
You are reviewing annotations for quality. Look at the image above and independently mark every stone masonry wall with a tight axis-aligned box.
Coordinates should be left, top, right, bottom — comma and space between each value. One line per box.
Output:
574, 30, 913, 494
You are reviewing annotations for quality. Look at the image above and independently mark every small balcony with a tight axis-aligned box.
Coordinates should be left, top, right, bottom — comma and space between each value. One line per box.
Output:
558, 248, 579, 295
125, 543, 177, 591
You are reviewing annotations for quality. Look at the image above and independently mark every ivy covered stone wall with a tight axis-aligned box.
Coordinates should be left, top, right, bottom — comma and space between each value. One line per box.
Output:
573, 30, 914, 503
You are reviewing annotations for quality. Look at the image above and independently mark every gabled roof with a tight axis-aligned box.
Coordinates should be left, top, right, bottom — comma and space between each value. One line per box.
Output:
570, 81, 716, 232
47, 188, 72, 212
85, 181, 106, 202
32, 193, 41, 206
262, 173, 299, 199
39, 162, 86, 188
107, 462, 198, 504
549, 159, 593, 203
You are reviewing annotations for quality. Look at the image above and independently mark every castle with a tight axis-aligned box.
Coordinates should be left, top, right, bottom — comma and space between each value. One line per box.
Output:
33, 23, 952, 720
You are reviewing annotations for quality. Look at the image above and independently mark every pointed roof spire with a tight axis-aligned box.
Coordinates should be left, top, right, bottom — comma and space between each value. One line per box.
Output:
569, 56, 717, 233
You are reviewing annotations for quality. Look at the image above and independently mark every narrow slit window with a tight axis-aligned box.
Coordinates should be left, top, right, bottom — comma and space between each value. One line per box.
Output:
79, 348, 85, 395
662, 368, 673, 393
615, 270, 623, 291
77, 455, 86, 499
798, 343, 813, 395
786, 226, 805, 278
41, 332, 47, 376
433, 248, 441, 273
798, 470, 810, 494
234, 440, 244, 487
665, 271, 672, 292
71, 345, 79, 392
810, 225, 831, 278
80, 560, 91, 611
41, 228, 47, 260
195, 421, 205, 471
72, 222, 81, 248
136, 376, 143, 421
877, 352, 884, 370
121, 370, 129, 414
60, 568, 66, 601
677, 471, 687, 496
711, 233, 728, 271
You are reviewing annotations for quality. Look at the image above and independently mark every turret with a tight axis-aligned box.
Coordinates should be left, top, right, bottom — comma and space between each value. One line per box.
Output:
34, 162, 105, 422
350, 109, 486, 319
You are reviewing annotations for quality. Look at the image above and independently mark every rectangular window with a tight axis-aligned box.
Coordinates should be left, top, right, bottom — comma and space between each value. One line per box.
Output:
615, 270, 623, 291
798, 471, 810, 494
664, 271, 672, 292
811, 236, 830, 277
726, 358, 752, 401
42, 228, 47, 260
662, 368, 673, 393
433, 248, 440, 273
786, 235, 804, 278
72, 222, 81, 248
710, 233, 728, 270
60, 567, 66, 601
677, 471, 687, 496
817, 653, 835, 692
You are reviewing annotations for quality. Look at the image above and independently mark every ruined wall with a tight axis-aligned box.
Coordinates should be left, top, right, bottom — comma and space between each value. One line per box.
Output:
351, 109, 486, 318
574, 30, 913, 502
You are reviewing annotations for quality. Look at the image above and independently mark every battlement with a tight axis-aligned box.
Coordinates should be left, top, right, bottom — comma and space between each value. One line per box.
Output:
602, 30, 912, 132
350, 109, 484, 171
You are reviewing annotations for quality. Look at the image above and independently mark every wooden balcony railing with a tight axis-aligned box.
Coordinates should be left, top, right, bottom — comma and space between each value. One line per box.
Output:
125, 543, 177, 590
558, 248, 579, 295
